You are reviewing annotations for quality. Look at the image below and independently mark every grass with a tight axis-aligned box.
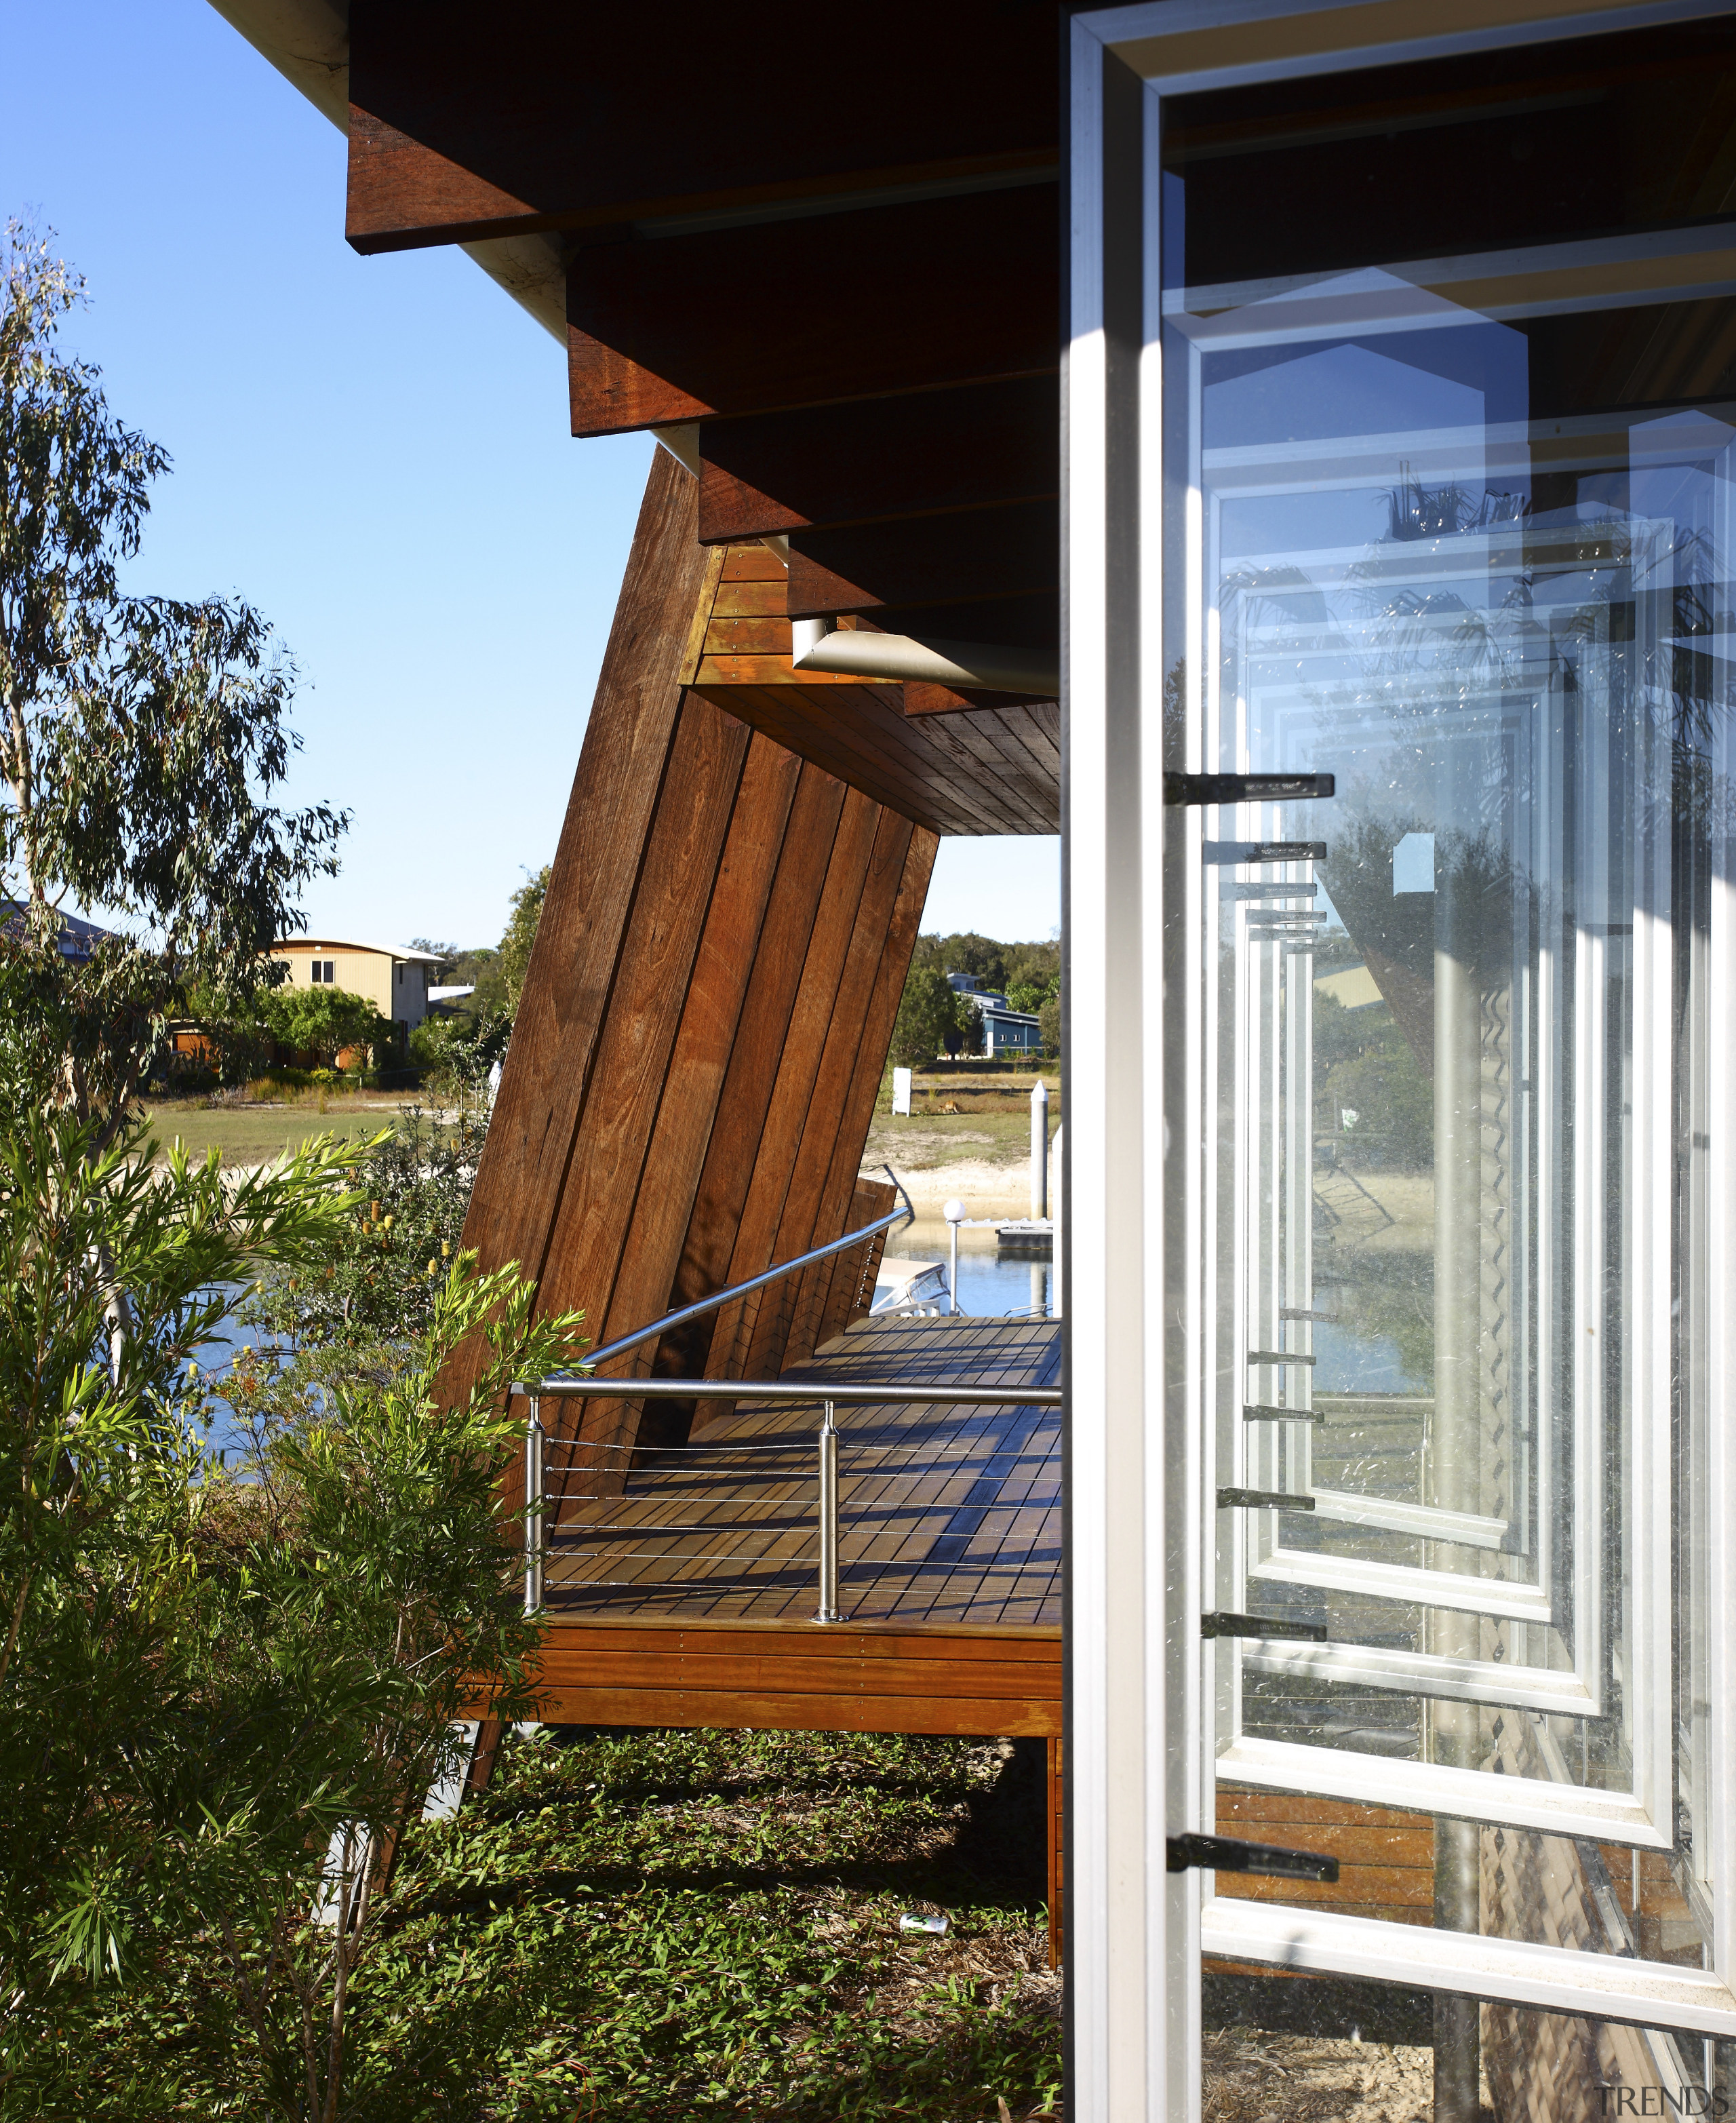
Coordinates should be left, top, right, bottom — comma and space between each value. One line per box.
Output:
68, 1726, 1063, 2121
862, 1066, 1064, 1175
864, 1096, 1062, 1180
142, 1093, 408, 1169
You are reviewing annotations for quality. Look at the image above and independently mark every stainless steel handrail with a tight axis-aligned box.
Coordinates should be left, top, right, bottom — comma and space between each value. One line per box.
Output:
513, 1378, 1061, 1408
515, 1370, 1062, 1624
570, 1164, 915, 1378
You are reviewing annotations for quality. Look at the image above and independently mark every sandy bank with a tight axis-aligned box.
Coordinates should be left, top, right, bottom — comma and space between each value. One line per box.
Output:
865, 1158, 1046, 1218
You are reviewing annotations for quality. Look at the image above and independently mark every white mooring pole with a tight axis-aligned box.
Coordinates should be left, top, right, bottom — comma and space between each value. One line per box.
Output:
1030, 1078, 1049, 1220
1050, 1123, 1064, 1318
943, 1197, 965, 1314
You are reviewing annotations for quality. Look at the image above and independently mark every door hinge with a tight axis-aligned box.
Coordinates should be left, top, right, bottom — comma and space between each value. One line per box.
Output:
1200, 1610, 1327, 1642
1166, 771, 1335, 806
1167, 1832, 1339, 1883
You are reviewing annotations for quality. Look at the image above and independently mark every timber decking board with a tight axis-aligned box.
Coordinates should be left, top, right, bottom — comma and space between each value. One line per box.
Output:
542, 1314, 1061, 1629
1210, 1787, 1436, 1928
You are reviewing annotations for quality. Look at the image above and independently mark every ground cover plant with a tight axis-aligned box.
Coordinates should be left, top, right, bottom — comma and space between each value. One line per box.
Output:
49, 1724, 1062, 2121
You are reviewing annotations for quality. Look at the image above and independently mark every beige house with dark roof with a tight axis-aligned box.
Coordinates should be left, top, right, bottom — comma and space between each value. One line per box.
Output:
269, 937, 441, 1038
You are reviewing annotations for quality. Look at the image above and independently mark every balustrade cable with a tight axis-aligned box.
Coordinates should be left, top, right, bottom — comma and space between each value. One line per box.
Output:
511, 1372, 1063, 1624
566, 1163, 915, 1380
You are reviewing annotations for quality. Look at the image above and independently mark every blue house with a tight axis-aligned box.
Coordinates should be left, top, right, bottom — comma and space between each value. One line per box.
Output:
947, 971, 1042, 1056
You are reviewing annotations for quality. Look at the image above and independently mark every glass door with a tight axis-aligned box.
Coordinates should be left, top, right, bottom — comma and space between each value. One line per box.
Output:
1151, 7, 1736, 2114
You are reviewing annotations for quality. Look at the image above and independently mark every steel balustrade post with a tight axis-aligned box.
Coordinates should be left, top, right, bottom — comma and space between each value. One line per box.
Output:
524, 1396, 545, 1615
816, 1399, 840, 1624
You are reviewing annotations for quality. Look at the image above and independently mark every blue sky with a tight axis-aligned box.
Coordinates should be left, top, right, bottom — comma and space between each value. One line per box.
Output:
1, 3, 1059, 953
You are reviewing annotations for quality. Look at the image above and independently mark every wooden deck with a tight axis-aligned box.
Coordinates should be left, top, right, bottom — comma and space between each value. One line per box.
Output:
543, 1314, 1061, 1629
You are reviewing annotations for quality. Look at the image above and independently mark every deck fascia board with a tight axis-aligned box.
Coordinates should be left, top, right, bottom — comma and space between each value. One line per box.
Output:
511, 1613, 1062, 1738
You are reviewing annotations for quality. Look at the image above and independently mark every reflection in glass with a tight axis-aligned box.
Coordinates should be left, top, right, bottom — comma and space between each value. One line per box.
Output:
1185, 303, 1728, 1974
1158, 18, 1736, 2111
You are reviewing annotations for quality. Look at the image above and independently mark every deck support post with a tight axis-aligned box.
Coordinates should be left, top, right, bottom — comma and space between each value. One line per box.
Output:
1047, 1734, 1065, 1970
816, 1399, 841, 1623
524, 1397, 545, 1615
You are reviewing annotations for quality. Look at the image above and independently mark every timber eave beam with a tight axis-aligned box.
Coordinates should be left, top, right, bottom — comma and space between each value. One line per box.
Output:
786, 498, 1060, 617
695, 378, 1059, 545
346, 105, 1061, 254
342, 1, 1059, 256
564, 187, 1060, 437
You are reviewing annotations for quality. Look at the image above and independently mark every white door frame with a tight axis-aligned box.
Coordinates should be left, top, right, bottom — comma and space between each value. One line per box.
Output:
1064, 1, 1736, 2114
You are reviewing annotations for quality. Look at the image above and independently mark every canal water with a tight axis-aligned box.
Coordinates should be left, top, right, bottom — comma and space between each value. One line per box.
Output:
892, 1215, 1053, 1319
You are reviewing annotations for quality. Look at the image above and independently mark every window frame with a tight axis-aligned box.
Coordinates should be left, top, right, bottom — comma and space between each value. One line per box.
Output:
1065, 0, 1736, 2099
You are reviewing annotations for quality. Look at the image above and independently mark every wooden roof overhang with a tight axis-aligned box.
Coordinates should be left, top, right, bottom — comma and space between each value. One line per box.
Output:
212, 12, 1069, 1886
336, 0, 1065, 834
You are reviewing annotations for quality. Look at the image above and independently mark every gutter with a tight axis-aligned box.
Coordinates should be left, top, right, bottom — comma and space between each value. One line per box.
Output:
789, 616, 1059, 697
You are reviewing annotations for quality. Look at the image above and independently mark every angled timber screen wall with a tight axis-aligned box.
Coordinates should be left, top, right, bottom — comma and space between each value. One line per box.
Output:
459, 450, 936, 1481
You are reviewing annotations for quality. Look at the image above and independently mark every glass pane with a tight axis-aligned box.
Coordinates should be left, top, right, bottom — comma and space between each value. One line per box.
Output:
1202, 1967, 1733, 2120
1192, 338, 1728, 1826
1161, 12, 1736, 2042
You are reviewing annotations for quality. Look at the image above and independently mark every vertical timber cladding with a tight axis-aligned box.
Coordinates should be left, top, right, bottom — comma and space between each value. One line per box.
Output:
456, 449, 938, 1493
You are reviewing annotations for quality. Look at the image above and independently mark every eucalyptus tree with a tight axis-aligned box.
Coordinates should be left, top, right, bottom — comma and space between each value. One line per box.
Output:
0, 221, 347, 1137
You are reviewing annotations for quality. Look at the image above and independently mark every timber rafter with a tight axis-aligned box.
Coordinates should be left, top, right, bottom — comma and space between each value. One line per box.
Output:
341, 0, 1063, 681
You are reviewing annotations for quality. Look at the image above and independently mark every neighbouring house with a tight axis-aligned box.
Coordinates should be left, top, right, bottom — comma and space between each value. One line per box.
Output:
1313, 963, 1381, 1013
947, 971, 1042, 1057
269, 937, 441, 1040
165, 1022, 219, 1071
1, 902, 121, 962
979, 1008, 1041, 1057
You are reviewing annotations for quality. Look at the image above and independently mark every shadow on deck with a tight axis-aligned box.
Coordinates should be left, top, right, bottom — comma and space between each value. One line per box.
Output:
544, 1314, 1061, 1628
525, 1314, 1062, 1753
